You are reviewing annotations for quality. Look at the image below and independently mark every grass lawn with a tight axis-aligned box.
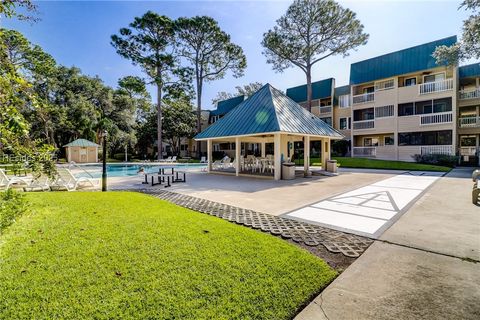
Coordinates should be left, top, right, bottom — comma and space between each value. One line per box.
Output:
332, 157, 451, 172
0, 192, 336, 320
294, 156, 450, 172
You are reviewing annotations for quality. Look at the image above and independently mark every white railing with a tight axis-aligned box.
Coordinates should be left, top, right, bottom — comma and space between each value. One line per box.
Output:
458, 116, 480, 128
420, 145, 454, 155
375, 79, 395, 91
352, 92, 375, 104
459, 147, 477, 156
459, 88, 480, 100
353, 147, 376, 157
352, 119, 375, 130
319, 105, 332, 114
419, 78, 453, 95
420, 112, 453, 125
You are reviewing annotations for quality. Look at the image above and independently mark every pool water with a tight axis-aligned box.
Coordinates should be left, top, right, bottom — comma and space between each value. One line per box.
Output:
75, 163, 205, 178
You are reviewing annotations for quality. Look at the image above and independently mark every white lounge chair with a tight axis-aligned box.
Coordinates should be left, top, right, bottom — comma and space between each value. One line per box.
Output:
160, 156, 172, 163
222, 157, 233, 169
200, 156, 206, 163
23, 175, 50, 192
50, 168, 98, 191
212, 160, 222, 170
0, 169, 29, 190
171, 156, 177, 163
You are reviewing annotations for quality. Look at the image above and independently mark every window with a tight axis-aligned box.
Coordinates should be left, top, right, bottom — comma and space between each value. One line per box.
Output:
460, 136, 476, 147
415, 100, 433, 115
433, 98, 452, 113
398, 103, 414, 116
398, 130, 452, 146
375, 79, 395, 91
375, 105, 394, 118
404, 77, 417, 86
320, 117, 332, 126
180, 144, 188, 151
339, 117, 350, 130
424, 72, 445, 83
339, 94, 350, 108
364, 137, 379, 147
363, 86, 374, 94
384, 136, 395, 146
354, 108, 374, 121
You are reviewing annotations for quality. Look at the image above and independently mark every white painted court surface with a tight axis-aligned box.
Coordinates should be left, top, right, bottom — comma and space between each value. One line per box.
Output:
283, 172, 445, 238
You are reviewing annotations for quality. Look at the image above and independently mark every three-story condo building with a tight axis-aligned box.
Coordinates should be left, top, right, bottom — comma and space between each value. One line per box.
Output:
287, 36, 480, 165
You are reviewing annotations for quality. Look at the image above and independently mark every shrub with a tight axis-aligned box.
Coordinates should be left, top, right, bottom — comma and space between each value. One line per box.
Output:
412, 154, 458, 167
0, 189, 27, 234
113, 153, 130, 161
332, 140, 350, 157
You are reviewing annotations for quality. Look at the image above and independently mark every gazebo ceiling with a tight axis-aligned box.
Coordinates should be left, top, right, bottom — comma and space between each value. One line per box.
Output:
195, 84, 344, 141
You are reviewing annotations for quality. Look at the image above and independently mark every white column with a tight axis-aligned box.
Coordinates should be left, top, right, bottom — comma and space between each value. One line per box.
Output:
304, 135, 310, 174
261, 141, 266, 157
322, 138, 331, 170
235, 137, 240, 176
207, 140, 212, 173
274, 133, 281, 180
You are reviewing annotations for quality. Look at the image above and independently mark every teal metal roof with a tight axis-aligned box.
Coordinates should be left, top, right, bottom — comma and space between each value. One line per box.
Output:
350, 36, 457, 85
210, 95, 245, 116
286, 78, 334, 103
63, 139, 100, 147
459, 63, 480, 78
333, 85, 351, 105
195, 84, 343, 140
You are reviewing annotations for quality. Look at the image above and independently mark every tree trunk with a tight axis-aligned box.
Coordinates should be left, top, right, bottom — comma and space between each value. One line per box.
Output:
196, 78, 202, 158
306, 67, 312, 113
157, 82, 163, 161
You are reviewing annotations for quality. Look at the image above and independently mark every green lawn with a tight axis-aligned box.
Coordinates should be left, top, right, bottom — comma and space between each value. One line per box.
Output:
0, 192, 336, 320
294, 156, 450, 172
333, 157, 451, 172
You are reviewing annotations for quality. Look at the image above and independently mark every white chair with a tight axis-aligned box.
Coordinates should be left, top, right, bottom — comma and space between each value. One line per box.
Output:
212, 160, 222, 170
200, 156, 206, 163
171, 156, 177, 163
0, 169, 29, 190
222, 157, 233, 169
160, 156, 172, 163
23, 175, 50, 192
50, 168, 98, 191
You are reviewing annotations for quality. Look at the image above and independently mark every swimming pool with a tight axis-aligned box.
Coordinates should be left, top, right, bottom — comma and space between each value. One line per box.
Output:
74, 163, 206, 178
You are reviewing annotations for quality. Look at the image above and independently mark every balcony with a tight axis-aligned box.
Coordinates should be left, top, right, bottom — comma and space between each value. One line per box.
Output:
352, 92, 374, 105
353, 147, 376, 157
352, 119, 375, 130
458, 116, 480, 128
420, 145, 454, 155
319, 105, 332, 114
459, 88, 480, 100
419, 78, 453, 95
420, 112, 453, 125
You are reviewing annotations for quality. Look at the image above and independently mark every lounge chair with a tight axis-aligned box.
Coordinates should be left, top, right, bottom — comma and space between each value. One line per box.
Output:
171, 156, 177, 163
222, 157, 233, 169
212, 160, 222, 170
200, 156, 206, 163
160, 156, 172, 163
50, 167, 98, 191
0, 169, 29, 190
23, 175, 50, 192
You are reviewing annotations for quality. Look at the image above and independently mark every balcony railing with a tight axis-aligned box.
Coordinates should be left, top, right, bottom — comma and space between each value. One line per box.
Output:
319, 105, 332, 114
420, 112, 453, 125
459, 88, 480, 100
352, 119, 375, 130
420, 145, 454, 155
353, 147, 376, 157
458, 116, 480, 128
352, 92, 374, 105
374, 79, 395, 91
459, 147, 478, 156
419, 78, 453, 95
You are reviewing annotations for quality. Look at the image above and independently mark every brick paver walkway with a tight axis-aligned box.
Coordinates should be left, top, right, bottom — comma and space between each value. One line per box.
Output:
137, 189, 373, 258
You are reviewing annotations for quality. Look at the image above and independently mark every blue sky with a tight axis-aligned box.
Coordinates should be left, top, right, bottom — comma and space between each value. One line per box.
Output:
4, 0, 472, 109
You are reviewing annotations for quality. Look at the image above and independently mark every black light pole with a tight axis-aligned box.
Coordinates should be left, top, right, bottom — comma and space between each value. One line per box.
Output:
102, 130, 108, 192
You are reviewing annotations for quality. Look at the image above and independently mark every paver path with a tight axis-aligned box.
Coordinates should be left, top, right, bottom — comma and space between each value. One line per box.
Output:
283, 171, 444, 238
137, 189, 373, 258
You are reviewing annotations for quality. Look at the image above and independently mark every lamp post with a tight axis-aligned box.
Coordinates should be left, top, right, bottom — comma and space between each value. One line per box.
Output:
102, 130, 108, 192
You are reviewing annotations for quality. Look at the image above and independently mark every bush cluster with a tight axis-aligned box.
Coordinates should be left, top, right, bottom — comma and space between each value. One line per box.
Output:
0, 189, 27, 234
412, 154, 459, 167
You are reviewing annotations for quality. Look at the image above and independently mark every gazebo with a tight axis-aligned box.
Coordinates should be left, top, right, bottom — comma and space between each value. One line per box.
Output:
194, 84, 343, 180
64, 139, 100, 163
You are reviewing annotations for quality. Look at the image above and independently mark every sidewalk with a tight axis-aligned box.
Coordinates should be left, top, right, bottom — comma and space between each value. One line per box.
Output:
296, 168, 480, 320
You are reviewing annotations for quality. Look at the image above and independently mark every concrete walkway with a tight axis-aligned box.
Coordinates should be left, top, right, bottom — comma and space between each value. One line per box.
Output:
295, 168, 480, 320
284, 171, 444, 238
